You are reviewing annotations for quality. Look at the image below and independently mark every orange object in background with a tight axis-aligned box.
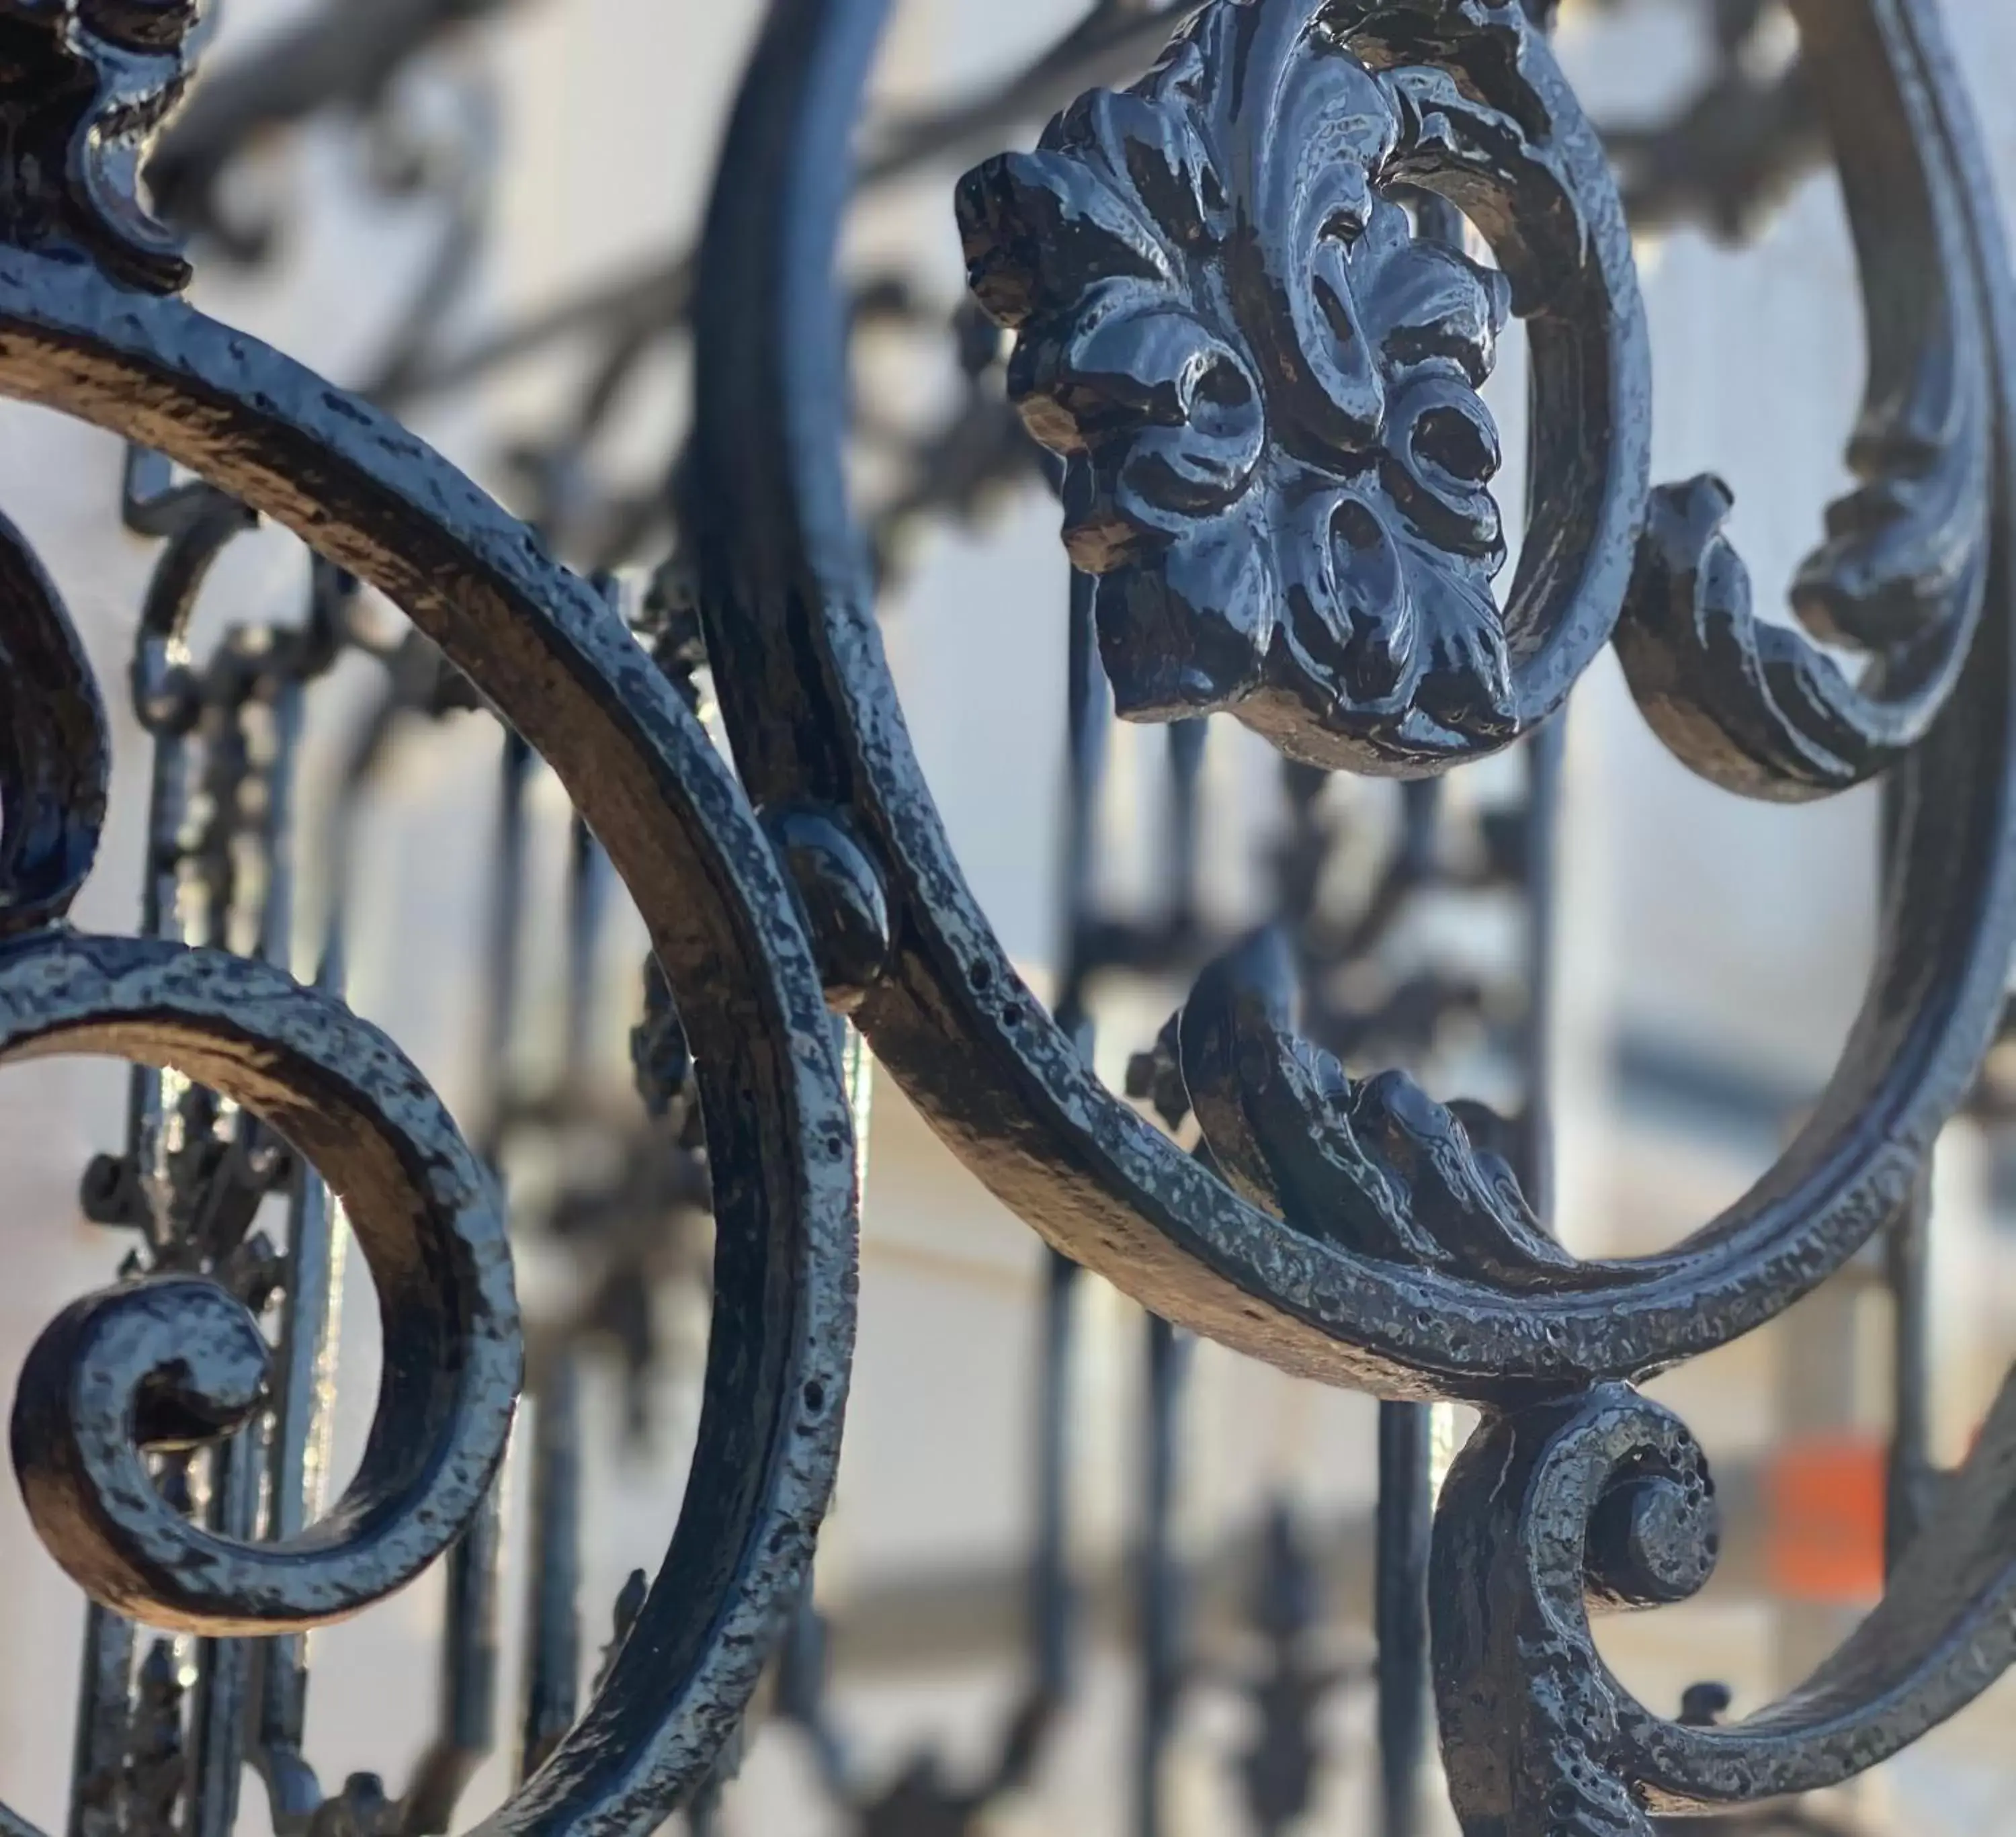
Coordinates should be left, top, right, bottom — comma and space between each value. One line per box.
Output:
1764, 1435, 1886, 1605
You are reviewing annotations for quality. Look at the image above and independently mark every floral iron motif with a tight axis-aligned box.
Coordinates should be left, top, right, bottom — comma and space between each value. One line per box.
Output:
958, 0, 1649, 773
960, 3, 1516, 765
1, 0, 2015, 1832
939, 0, 2016, 1832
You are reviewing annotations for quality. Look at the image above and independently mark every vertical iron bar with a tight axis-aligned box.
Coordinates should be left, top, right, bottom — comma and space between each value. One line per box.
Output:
518, 815, 602, 1781
1030, 1248, 1079, 1706
1136, 1314, 1190, 1837
186, 1428, 260, 1837
1518, 716, 1564, 1225
252, 630, 374, 1831
68, 1609, 136, 1837
252, 935, 351, 1830
1367, 189, 1501, 1837
1884, 1170, 1935, 1570
255, 673, 304, 968
477, 728, 535, 1163
71, 673, 194, 1836
1376, 1403, 1433, 1837
188, 658, 302, 1837
1056, 566, 1109, 1052
1515, 0, 1562, 1238
1135, 612, 1204, 1837
1880, 773, 1934, 1573
126, 718, 193, 1248
401, 1494, 504, 1834
1165, 718, 1207, 940
402, 729, 530, 1832
1025, 567, 1101, 1740
519, 1348, 583, 1782
1037, 570, 1100, 1707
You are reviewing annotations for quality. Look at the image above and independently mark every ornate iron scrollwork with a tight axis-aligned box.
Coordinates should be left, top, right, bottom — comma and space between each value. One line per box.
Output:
3, 0, 2015, 1830
1614, 0, 2001, 800
0, 0, 857, 1830
929, 0, 2016, 1830
0, 0, 204, 292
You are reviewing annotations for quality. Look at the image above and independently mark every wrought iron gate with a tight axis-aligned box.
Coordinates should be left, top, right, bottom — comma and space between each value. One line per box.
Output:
0, 0, 2009, 1832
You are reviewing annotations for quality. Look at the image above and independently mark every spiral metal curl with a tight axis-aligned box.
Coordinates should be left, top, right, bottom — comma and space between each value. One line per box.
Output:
1, 0, 2014, 1830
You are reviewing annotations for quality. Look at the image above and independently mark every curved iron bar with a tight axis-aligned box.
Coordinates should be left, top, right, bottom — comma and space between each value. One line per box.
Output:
1, 0, 2014, 1831
1613, 1, 1997, 798
687, 0, 2016, 1398
684, 0, 2016, 1831
0, 11, 857, 1837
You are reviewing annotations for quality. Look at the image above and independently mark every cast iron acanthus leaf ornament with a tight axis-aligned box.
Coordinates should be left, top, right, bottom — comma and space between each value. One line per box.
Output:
958, 0, 1587, 772
0, 0, 203, 292
1171, 927, 1574, 1285
1609, 0, 1998, 804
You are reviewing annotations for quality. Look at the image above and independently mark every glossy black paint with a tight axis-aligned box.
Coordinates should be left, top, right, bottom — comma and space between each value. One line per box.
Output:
943, 1, 2016, 1832
0, 0, 2010, 1833
0, 0, 858, 1828
691, 0, 2015, 1402
958, 0, 1650, 775
0, 0, 200, 292
1614, 0, 2001, 801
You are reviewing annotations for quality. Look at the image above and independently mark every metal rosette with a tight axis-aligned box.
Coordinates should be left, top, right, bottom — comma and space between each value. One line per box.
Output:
954, 0, 1651, 776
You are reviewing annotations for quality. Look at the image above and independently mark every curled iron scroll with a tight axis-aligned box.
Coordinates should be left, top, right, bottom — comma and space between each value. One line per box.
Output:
1424, 1, 2016, 1823
1434, 1371, 2016, 1833
0, 6, 860, 1830
687, 0, 2016, 1392
687, 0, 2016, 1824
3, 930, 519, 1635
1613, 0, 1999, 800
0, 444, 523, 1639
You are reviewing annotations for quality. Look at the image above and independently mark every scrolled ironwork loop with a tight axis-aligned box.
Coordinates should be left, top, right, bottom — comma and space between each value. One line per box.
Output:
0, 1, 859, 1831
4, 930, 519, 1636
687, 0, 2016, 1826
955, 0, 1650, 777
687, 0, 2016, 1405
1, 0, 2015, 1830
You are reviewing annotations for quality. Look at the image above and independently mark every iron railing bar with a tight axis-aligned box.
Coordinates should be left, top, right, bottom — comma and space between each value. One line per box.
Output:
1134, 1312, 1191, 1837
517, 1350, 583, 1783
1375, 1402, 1433, 1837
398, 728, 530, 1832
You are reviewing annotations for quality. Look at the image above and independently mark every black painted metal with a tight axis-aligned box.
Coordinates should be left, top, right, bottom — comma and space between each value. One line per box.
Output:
1374, 1400, 1432, 1837
1135, 1312, 1191, 1837
0, 0, 2009, 1832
